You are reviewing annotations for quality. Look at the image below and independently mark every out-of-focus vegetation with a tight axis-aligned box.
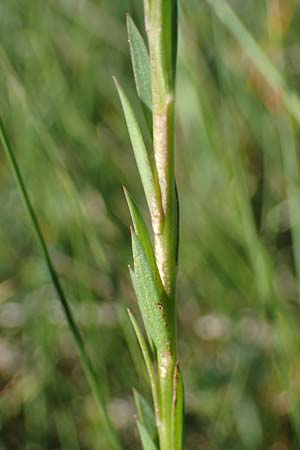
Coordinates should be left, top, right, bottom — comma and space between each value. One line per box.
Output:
1, 0, 300, 449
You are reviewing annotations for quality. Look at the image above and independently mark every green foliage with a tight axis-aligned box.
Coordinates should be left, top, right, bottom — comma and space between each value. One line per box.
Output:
144, 0, 178, 91
123, 187, 156, 275
119, 2, 182, 448
137, 421, 158, 450
127, 14, 152, 130
0, 110, 123, 450
2, 0, 300, 449
171, 363, 184, 450
133, 389, 157, 439
130, 230, 170, 354
127, 308, 158, 411
206, 0, 300, 124
114, 77, 159, 219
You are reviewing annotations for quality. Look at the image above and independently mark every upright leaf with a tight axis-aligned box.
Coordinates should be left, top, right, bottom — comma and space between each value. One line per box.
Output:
129, 268, 155, 353
127, 14, 152, 131
137, 421, 158, 450
114, 78, 160, 220
133, 389, 157, 440
127, 307, 159, 415
123, 187, 159, 278
131, 230, 170, 354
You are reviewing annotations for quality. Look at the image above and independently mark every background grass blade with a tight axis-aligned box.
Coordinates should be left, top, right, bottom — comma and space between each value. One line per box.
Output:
3, 0, 300, 448
206, 0, 300, 125
0, 118, 123, 450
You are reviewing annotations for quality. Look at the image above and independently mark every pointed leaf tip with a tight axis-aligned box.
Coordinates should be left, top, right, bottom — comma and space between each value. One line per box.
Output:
126, 14, 152, 132
114, 79, 158, 219
124, 188, 157, 275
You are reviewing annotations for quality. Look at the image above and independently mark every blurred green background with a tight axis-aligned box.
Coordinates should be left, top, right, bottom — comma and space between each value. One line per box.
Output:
1, 0, 300, 449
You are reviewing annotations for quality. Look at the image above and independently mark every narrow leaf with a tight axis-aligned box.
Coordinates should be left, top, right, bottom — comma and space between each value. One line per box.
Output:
129, 268, 154, 352
127, 14, 152, 131
116, 305, 147, 383
171, 362, 184, 450
131, 230, 170, 353
127, 307, 159, 415
137, 421, 158, 450
123, 187, 156, 274
133, 389, 157, 440
114, 77, 159, 219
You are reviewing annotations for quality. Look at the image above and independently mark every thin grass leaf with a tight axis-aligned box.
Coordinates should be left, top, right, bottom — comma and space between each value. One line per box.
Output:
130, 266, 156, 354
0, 118, 123, 450
127, 307, 159, 416
131, 230, 170, 353
113, 77, 160, 220
133, 389, 157, 440
171, 363, 184, 450
126, 14, 152, 131
137, 421, 158, 450
116, 305, 147, 383
206, 0, 300, 125
123, 187, 157, 275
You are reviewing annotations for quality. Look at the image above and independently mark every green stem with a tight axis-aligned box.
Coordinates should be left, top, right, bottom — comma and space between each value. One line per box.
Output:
144, 1, 183, 449
145, 0, 178, 298
157, 352, 176, 450
0, 118, 123, 450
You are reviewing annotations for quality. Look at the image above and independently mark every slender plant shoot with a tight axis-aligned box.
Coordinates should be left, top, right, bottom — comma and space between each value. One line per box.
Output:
115, 1, 184, 449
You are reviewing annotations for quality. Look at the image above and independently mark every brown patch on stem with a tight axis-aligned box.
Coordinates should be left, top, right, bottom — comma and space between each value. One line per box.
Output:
172, 361, 180, 410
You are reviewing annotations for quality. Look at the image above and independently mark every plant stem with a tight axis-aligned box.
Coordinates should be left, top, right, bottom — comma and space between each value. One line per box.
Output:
157, 352, 176, 450
144, 2, 183, 449
145, 0, 178, 297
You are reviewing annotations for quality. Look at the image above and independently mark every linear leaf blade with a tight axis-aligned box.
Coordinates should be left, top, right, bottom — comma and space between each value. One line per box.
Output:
114, 77, 159, 218
127, 14, 152, 130
133, 389, 157, 440
137, 421, 158, 450
127, 307, 159, 415
123, 187, 156, 273
129, 268, 154, 350
131, 230, 170, 354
